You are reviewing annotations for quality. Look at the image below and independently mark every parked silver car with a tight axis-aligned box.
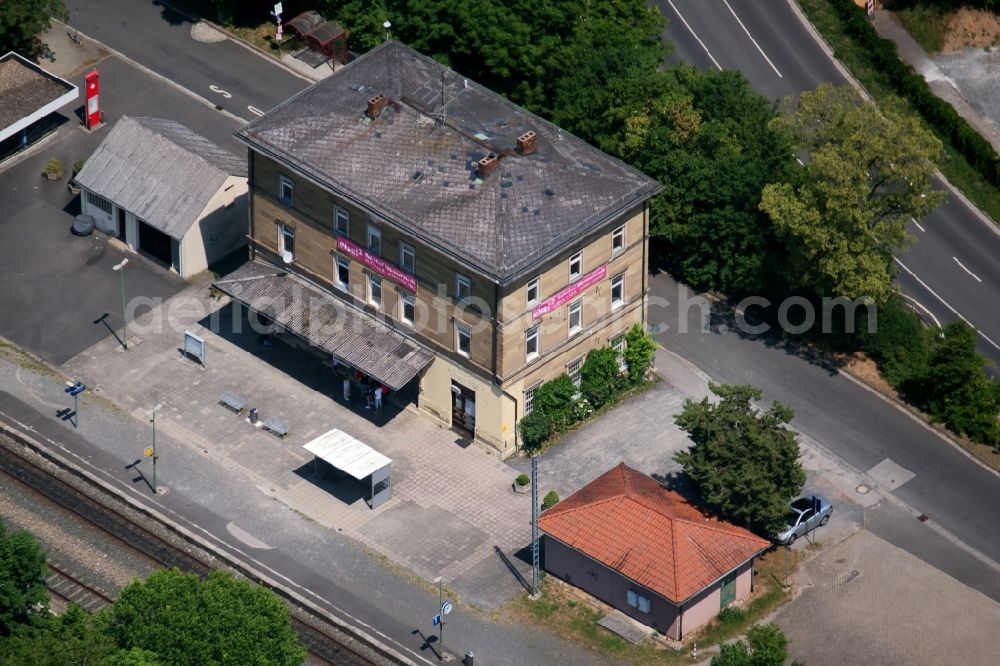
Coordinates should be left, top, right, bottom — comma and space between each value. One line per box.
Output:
774, 495, 832, 545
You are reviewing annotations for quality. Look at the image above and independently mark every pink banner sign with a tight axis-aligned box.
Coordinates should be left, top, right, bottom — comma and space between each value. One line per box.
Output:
532, 264, 607, 320
337, 236, 418, 293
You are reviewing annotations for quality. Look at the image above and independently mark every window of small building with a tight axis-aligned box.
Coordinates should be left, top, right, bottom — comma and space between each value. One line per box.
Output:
86, 191, 112, 215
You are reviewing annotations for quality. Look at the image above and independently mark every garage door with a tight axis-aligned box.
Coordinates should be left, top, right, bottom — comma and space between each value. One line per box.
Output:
138, 221, 173, 267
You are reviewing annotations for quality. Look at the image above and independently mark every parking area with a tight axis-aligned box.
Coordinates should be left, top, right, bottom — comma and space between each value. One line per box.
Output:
0, 34, 246, 364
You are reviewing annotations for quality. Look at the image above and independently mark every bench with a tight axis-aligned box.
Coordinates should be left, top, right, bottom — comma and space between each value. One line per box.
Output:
263, 416, 289, 439
219, 391, 246, 414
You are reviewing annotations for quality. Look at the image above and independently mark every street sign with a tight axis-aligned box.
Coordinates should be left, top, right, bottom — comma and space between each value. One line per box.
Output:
441, 601, 453, 615
144, 447, 153, 457
65, 381, 85, 396
432, 614, 441, 627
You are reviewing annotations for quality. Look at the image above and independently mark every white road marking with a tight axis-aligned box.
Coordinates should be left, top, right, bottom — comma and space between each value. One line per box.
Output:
666, 0, 722, 71
953, 256, 983, 283
722, 0, 783, 78
900, 294, 942, 328
209, 84, 232, 99
247, 105, 265, 117
895, 257, 1000, 351
911, 217, 925, 232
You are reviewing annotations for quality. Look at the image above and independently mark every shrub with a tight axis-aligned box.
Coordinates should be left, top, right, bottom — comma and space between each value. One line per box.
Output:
624, 323, 657, 385
862, 296, 930, 387
519, 409, 554, 453
533, 374, 579, 431
580, 347, 623, 408
44, 157, 62, 177
515, 473, 530, 487
72, 159, 86, 178
716, 606, 748, 626
542, 490, 560, 510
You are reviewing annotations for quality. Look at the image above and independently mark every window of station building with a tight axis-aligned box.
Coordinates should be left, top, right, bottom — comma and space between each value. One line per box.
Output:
525, 325, 539, 360
367, 224, 381, 255
368, 274, 382, 309
400, 292, 415, 326
280, 224, 295, 259
335, 256, 350, 291
524, 384, 539, 414
279, 175, 294, 206
456, 323, 472, 357
566, 357, 583, 387
455, 273, 472, 303
400, 242, 416, 274
526, 276, 540, 306
611, 333, 627, 372
611, 272, 625, 309
568, 298, 583, 335
334, 205, 349, 235
569, 251, 583, 282
612, 224, 626, 255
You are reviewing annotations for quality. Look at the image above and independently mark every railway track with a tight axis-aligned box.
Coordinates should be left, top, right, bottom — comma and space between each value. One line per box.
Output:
0, 433, 385, 666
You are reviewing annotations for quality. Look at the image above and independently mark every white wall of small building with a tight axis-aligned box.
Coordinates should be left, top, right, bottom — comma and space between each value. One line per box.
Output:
178, 175, 248, 278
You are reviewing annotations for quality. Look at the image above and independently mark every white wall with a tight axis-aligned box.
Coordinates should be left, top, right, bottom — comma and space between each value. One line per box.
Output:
178, 175, 249, 278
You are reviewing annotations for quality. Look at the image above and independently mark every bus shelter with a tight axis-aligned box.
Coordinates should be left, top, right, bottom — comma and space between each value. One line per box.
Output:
303, 429, 391, 509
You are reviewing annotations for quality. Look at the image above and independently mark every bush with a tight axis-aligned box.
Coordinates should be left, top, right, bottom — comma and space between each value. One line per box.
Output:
72, 159, 85, 178
542, 490, 560, 510
624, 323, 657, 385
580, 347, 623, 408
716, 606, 748, 626
862, 296, 930, 387
515, 473, 530, 487
533, 374, 580, 431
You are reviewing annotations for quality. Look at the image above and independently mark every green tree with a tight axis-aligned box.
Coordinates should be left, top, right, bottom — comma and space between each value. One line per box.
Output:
624, 322, 657, 385
519, 408, 554, 453
908, 322, 1000, 445
760, 84, 945, 302
101, 648, 162, 666
0, 0, 67, 55
617, 67, 794, 295
107, 569, 305, 666
580, 347, 623, 408
0, 518, 49, 636
0, 603, 117, 666
712, 623, 790, 666
674, 383, 806, 535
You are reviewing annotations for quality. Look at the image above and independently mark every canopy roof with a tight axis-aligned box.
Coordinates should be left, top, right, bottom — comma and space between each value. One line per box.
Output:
303, 429, 391, 480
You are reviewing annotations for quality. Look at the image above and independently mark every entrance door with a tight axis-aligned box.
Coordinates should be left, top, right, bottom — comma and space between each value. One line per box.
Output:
138, 221, 173, 266
450, 381, 475, 438
720, 571, 737, 608
117, 207, 127, 241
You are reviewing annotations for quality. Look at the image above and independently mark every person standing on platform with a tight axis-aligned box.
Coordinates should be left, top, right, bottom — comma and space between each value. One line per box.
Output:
343, 377, 351, 402
374, 385, 383, 413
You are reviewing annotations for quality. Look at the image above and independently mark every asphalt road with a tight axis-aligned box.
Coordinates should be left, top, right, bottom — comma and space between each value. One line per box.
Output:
660, 0, 1000, 374
649, 272, 1000, 593
65, 0, 310, 122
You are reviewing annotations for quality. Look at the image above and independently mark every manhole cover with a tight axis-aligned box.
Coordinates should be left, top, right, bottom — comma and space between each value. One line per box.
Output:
856, 484, 870, 494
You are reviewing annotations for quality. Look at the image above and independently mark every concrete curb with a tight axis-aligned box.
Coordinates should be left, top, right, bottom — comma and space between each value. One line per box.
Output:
0, 418, 417, 666
836, 366, 1000, 480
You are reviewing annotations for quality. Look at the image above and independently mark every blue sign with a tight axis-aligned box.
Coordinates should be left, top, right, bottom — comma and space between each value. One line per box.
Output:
432, 614, 441, 627
65, 381, 85, 396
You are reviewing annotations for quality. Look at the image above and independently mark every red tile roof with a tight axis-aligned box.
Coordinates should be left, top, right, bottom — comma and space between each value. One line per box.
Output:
539, 463, 770, 604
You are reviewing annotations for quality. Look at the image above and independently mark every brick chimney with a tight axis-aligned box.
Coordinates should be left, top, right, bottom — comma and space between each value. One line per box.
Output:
517, 130, 537, 155
477, 152, 499, 179
367, 94, 389, 119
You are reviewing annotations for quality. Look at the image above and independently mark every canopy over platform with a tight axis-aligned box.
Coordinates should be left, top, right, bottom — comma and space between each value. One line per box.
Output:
303, 429, 392, 509
0, 52, 78, 143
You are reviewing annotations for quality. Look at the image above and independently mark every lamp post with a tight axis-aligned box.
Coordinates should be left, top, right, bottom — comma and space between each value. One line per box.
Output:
150, 402, 163, 494
112, 258, 129, 349
383, 20, 391, 42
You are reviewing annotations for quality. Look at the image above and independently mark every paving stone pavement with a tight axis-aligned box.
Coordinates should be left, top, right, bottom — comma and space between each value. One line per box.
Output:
64, 278, 533, 610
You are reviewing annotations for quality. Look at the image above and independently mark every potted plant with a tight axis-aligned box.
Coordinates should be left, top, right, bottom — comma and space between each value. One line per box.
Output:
44, 157, 63, 181
513, 473, 530, 494
67, 159, 85, 194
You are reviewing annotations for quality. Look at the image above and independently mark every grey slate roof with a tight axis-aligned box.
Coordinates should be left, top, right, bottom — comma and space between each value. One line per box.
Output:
235, 41, 662, 283
213, 261, 434, 391
76, 116, 246, 239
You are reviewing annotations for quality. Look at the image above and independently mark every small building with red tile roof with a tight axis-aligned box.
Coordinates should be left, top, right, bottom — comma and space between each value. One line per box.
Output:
538, 462, 770, 640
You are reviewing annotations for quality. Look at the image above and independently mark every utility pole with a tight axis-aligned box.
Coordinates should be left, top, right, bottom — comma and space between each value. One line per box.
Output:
435, 576, 444, 660
531, 454, 539, 596
113, 258, 129, 349
150, 403, 163, 494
